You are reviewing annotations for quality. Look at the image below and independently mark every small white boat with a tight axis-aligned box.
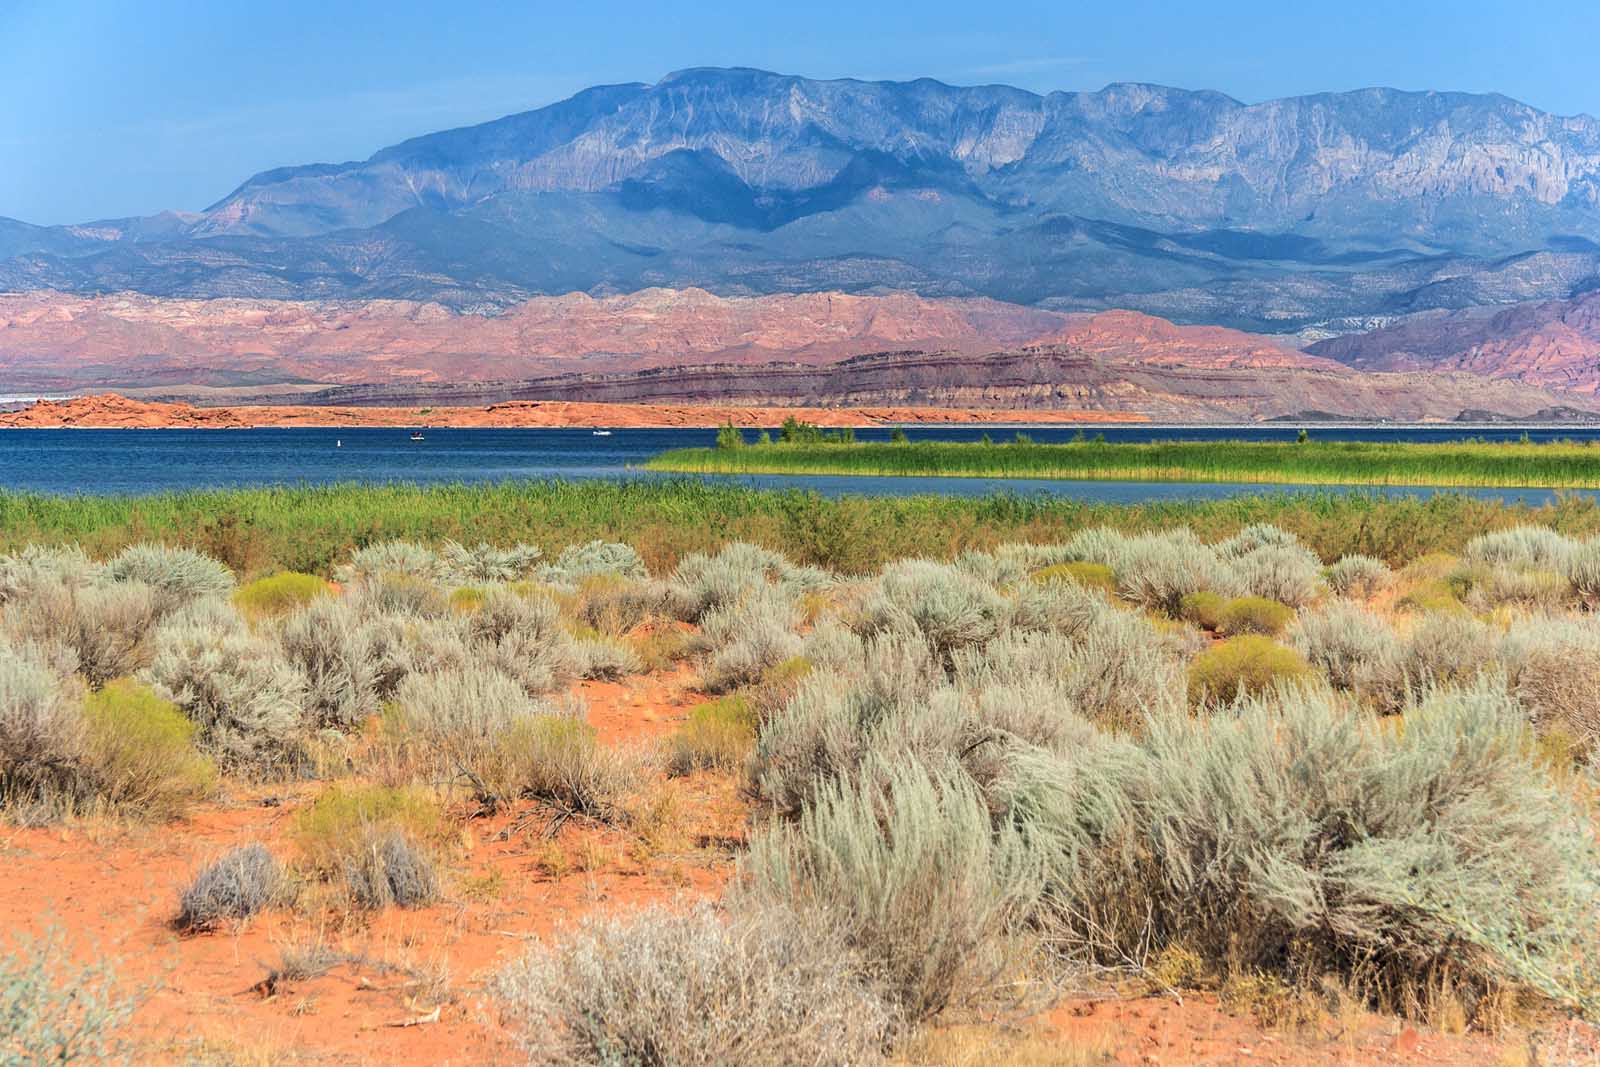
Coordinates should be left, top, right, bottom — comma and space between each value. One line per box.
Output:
409, 431, 425, 441
592, 429, 613, 436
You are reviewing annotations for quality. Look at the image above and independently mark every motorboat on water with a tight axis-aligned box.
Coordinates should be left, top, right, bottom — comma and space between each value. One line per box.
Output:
592, 429, 613, 436
410, 431, 425, 441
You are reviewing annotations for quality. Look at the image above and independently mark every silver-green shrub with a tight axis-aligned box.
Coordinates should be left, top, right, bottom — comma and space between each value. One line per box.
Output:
741, 756, 1040, 1022
1289, 599, 1401, 700
493, 903, 895, 1067
104, 543, 234, 615
856, 560, 1008, 668
144, 623, 306, 768
1325, 554, 1393, 598
0, 642, 85, 811
336, 540, 443, 583
278, 598, 409, 729
439, 540, 542, 584
541, 540, 648, 584
176, 843, 281, 931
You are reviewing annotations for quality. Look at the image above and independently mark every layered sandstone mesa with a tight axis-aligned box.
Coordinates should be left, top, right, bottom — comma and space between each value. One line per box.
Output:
0, 289, 1313, 391
0, 394, 1144, 430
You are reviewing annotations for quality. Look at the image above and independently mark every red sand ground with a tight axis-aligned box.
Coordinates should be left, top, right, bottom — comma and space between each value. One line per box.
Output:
5, 660, 1597, 1065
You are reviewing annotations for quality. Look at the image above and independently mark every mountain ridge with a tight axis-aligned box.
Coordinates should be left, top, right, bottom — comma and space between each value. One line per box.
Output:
5, 68, 1600, 332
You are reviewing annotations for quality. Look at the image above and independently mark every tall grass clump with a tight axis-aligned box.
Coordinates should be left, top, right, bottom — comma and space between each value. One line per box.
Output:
493, 904, 895, 1067
741, 756, 1040, 1022
648, 436, 1600, 490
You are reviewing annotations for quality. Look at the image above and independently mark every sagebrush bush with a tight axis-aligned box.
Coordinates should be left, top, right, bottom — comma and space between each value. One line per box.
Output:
1186, 635, 1311, 707
1227, 543, 1324, 607
143, 622, 307, 769
542, 540, 648, 584
341, 827, 440, 910
233, 572, 329, 615
1396, 612, 1500, 695
856, 560, 1008, 668
1463, 526, 1575, 571
1057, 612, 1185, 728
278, 597, 408, 729
741, 756, 1039, 1022
5, 581, 159, 689
0, 544, 102, 602
1216, 596, 1295, 637
668, 695, 757, 775
570, 635, 643, 681
1003, 679, 1600, 1020
347, 572, 451, 618
567, 573, 667, 635
440, 539, 542, 583
337, 540, 442, 582
1288, 600, 1401, 699
82, 680, 214, 819
177, 843, 280, 931
0, 642, 84, 813
1109, 529, 1238, 616
0, 931, 138, 1064
698, 589, 804, 692
1456, 563, 1571, 612
668, 541, 794, 620
1504, 618, 1600, 756
493, 903, 895, 1067
1007, 576, 1105, 639
467, 589, 579, 694
104, 543, 234, 615
1325, 554, 1393, 598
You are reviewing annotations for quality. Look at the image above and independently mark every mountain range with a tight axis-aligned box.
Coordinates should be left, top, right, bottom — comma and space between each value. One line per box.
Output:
5, 67, 1600, 415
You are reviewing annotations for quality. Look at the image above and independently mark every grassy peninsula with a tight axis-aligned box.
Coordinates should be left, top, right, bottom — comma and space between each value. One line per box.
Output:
647, 426, 1600, 488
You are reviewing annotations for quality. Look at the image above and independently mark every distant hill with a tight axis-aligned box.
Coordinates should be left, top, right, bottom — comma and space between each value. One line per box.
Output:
5, 68, 1600, 332
1309, 291, 1600, 394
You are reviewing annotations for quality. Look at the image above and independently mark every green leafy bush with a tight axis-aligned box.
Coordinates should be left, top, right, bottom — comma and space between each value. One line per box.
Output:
1216, 596, 1295, 637
1178, 590, 1225, 630
233, 572, 329, 615
1186, 635, 1312, 707
82, 680, 214, 820
668, 695, 757, 775
1029, 561, 1115, 593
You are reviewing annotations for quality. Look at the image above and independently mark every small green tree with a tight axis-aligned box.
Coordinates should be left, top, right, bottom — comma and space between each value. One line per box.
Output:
716, 423, 746, 450
1296, 428, 1310, 444
890, 427, 909, 445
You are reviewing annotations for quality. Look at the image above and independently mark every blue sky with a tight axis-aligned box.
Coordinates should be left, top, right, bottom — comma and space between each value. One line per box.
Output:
3, 0, 1597, 225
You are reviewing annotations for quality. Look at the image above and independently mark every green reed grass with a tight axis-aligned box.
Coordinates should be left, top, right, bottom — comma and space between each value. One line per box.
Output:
4, 478, 1600, 576
648, 438, 1600, 488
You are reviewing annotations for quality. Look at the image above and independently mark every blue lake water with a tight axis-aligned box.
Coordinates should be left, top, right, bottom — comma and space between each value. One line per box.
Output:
3, 424, 1600, 503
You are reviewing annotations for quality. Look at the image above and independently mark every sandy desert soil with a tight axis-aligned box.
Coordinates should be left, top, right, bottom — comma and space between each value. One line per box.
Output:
5, 655, 1596, 1066
0, 394, 1146, 430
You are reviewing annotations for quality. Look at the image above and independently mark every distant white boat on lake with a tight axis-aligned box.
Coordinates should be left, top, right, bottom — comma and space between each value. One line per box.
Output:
593, 429, 613, 436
